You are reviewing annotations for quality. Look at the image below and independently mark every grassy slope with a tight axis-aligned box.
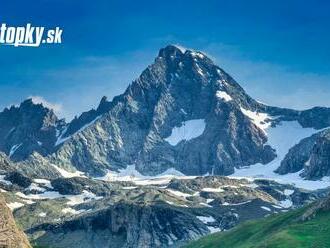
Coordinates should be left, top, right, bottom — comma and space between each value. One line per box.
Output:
185, 207, 330, 248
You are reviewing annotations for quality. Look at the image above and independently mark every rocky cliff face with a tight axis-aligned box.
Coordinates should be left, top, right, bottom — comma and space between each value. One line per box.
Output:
303, 129, 330, 179
32, 203, 209, 248
43, 45, 330, 179
33, 45, 280, 177
0, 193, 31, 248
0, 99, 65, 161
276, 128, 330, 180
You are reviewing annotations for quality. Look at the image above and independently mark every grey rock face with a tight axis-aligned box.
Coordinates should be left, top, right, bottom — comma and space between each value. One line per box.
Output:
296, 107, 330, 129
0, 99, 65, 161
0, 193, 32, 248
0, 152, 15, 173
40, 45, 279, 177
301, 193, 330, 221
5, 171, 32, 188
32, 203, 209, 248
60, 96, 112, 139
275, 134, 319, 175
302, 129, 330, 179
51, 177, 113, 196
276, 129, 330, 180
17, 152, 62, 179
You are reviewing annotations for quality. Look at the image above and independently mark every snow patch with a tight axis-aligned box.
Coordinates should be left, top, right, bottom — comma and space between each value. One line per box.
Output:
9, 143, 22, 157
62, 207, 87, 215
55, 126, 69, 146
201, 187, 224, 193
7, 202, 24, 210
51, 164, 85, 178
196, 215, 216, 224
279, 199, 293, 208
96, 165, 195, 186
16, 189, 103, 206
55, 116, 101, 146
284, 189, 294, 196
216, 91, 232, 102
66, 190, 103, 206
199, 202, 213, 208
167, 189, 192, 198
191, 51, 205, 59
21, 199, 35, 205
195, 64, 204, 77
222, 200, 251, 206
173, 44, 187, 53
165, 200, 175, 205
0, 175, 12, 185
240, 107, 271, 133
16, 191, 62, 200
159, 168, 185, 177
232, 121, 330, 190
38, 212, 47, 217
33, 179, 53, 189
207, 226, 222, 233
122, 186, 137, 190
27, 183, 46, 192
165, 119, 205, 146
261, 206, 271, 212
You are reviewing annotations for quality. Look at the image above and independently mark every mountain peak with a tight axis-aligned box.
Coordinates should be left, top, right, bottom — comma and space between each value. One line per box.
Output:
158, 44, 208, 60
158, 45, 185, 58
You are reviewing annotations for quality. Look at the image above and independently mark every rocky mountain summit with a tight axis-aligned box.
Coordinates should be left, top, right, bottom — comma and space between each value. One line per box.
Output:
47, 45, 278, 177
2, 45, 327, 181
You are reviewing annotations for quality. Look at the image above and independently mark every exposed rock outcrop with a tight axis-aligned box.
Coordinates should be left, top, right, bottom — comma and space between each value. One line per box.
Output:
276, 128, 330, 180
0, 193, 31, 248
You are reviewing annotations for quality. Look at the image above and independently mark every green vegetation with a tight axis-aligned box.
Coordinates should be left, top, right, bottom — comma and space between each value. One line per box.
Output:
186, 207, 330, 248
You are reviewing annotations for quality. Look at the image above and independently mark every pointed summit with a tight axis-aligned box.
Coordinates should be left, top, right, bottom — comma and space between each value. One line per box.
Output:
158, 44, 185, 58
0, 98, 63, 161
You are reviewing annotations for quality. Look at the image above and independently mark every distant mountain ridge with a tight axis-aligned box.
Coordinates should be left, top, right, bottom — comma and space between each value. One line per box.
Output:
0, 99, 65, 161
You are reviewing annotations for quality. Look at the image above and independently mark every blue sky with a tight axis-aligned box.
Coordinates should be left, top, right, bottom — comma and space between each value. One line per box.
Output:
0, 0, 329, 120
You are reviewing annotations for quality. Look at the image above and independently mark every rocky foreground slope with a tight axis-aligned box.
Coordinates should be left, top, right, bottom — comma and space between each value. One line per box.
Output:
0, 172, 325, 248
0, 193, 31, 248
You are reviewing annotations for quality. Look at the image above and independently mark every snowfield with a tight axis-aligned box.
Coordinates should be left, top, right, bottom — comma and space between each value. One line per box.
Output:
240, 107, 272, 133
165, 119, 205, 146
96, 165, 195, 185
232, 120, 330, 190
95, 120, 329, 190
216, 90, 232, 102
